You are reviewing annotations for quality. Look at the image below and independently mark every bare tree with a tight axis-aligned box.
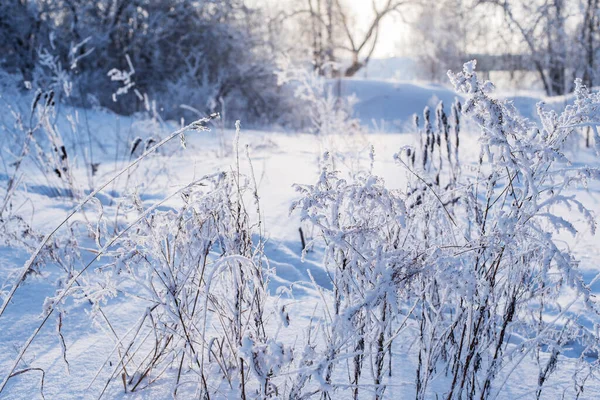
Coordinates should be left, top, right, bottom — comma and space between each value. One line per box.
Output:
335, 0, 408, 77
307, 0, 336, 74
581, 0, 599, 87
481, 0, 571, 95
409, 0, 479, 81
279, 0, 409, 76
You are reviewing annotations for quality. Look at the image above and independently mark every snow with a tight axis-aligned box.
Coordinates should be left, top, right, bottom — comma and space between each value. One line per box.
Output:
1, 77, 600, 399
336, 74, 581, 129
336, 78, 461, 130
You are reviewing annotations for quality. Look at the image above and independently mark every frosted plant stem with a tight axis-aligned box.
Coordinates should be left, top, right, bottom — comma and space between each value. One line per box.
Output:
0, 116, 216, 319
0, 177, 210, 395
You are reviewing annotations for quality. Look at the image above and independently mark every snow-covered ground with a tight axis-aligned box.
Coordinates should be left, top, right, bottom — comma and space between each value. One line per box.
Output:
1, 79, 599, 399
339, 77, 579, 130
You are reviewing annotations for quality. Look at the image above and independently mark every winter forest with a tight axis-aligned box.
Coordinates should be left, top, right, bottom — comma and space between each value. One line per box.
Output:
2, 0, 600, 399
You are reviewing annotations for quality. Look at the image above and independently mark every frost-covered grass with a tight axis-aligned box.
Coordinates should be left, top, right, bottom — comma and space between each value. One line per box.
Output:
1, 63, 600, 399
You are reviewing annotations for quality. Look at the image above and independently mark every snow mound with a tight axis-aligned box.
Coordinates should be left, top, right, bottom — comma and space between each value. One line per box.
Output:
337, 79, 462, 130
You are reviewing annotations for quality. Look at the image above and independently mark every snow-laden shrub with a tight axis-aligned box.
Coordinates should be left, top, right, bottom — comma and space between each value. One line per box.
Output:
83, 125, 298, 398
291, 151, 409, 399
0, 43, 115, 259
0, 75, 79, 257
92, 168, 283, 397
0, 112, 219, 395
277, 61, 369, 178
0, 118, 297, 399
277, 61, 362, 137
292, 60, 600, 399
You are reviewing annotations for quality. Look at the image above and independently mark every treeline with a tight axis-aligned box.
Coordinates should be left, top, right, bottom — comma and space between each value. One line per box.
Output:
2, 0, 600, 123
411, 0, 600, 96
0, 0, 293, 123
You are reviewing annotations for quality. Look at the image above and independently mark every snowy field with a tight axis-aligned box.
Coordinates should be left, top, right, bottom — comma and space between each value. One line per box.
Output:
1, 73, 600, 399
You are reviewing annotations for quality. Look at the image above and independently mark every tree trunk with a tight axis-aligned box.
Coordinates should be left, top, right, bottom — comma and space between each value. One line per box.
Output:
344, 58, 363, 77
